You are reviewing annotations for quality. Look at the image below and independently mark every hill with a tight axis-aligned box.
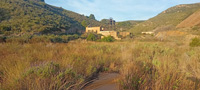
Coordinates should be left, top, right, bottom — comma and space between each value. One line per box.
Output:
100, 19, 144, 31
129, 3, 200, 34
176, 10, 200, 28
115, 20, 144, 31
0, 0, 100, 35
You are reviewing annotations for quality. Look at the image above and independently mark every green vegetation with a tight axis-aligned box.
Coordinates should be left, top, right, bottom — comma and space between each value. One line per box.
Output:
116, 21, 144, 31
81, 20, 88, 28
101, 36, 115, 42
130, 3, 200, 34
3, 34, 79, 43
100, 19, 143, 31
0, 0, 101, 35
86, 33, 97, 41
190, 37, 200, 47
89, 14, 96, 20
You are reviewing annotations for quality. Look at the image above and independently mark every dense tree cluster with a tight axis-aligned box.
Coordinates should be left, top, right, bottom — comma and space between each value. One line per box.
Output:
0, 0, 101, 36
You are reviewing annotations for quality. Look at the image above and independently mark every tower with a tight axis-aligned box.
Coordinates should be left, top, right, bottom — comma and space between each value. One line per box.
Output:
109, 18, 115, 30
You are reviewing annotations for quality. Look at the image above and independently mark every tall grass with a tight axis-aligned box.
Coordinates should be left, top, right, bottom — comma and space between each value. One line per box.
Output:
0, 41, 122, 90
0, 39, 200, 90
119, 42, 200, 90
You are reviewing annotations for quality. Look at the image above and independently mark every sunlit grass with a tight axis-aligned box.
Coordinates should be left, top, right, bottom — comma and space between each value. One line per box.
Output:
0, 39, 200, 90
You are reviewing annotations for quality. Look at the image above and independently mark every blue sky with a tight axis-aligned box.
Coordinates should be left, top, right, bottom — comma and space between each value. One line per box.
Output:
46, 0, 200, 21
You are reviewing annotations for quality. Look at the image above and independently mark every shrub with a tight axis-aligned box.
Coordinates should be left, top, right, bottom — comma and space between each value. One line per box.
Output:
86, 33, 96, 41
6, 35, 32, 43
51, 36, 63, 43
20, 62, 84, 90
101, 36, 115, 42
192, 26, 200, 31
67, 34, 79, 41
189, 38, 200, 47
29, 35, 52, 43
0, 36, 6, 43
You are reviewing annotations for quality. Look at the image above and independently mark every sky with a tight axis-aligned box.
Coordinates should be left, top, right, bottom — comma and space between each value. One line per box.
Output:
45, 0, 200, 21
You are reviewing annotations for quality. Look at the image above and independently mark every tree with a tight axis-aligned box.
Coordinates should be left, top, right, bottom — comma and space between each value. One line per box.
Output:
81, 20, 87, 27
89, 14, 95, 20
86, 33, 96, 41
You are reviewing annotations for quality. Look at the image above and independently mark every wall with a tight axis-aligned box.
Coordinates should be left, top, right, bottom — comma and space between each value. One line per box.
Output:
86, 27, 101, 33
119, 32, 130, 37
99, 31, 121, 40
85, 26, 132, 40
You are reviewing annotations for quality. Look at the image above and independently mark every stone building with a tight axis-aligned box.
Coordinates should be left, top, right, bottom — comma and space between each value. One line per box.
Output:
86, 27, 104, 34
86, 26, 130, 40
119, 32, 131, 37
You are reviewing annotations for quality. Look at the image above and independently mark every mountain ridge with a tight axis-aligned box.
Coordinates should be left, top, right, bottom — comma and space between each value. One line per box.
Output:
0, 0, 100, 35
129, 3, 200, 34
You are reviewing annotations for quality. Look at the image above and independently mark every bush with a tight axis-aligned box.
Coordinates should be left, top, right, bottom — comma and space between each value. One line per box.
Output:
86, 33, 96, 41
51, 36, 63, 43
0, 36, 6, 43
20, 62, 84, 90
6, 35, 32, 43
29, 35, 52, 43
189, 38, 200, 47
101, 36, 115, 42
192, 26, 200, 31
5, 34, 80, 43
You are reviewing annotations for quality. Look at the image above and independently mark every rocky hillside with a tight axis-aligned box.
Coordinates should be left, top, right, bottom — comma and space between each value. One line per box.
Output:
176, 10, 200, 28
129, 3, 200, 34
0, 0, 100, 35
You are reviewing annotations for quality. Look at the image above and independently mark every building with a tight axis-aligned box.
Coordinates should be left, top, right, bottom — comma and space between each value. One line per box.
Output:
99, 31, 121, 40
86, 26, 104, 34
86, 26, 130, 40
141, 31, 155, 35
119, 32, 131, 37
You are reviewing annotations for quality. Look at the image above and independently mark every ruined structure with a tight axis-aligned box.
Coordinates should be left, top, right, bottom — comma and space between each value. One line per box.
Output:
141, 31, 155, 35
86, 27, 103, 34
86, 26, 130, 40
119, 32, 131, 37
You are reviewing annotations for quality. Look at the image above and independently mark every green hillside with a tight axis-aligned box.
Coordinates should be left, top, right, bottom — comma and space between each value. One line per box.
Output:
115, 20, 144, 31
129, 3, 200, 34
100, 19, 144, 31
0, 0, 100, 35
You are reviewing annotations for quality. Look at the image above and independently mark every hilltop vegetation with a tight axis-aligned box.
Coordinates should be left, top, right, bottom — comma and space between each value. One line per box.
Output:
130, 3, 200, 34
116, 20, 144, 31
0, 0, 100, 35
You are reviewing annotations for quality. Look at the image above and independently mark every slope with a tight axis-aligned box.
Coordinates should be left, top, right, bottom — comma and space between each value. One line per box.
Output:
100, 19, 144, 31
176, 9, 200, 28
0, 0, 100, 35
129, 3, 200, 34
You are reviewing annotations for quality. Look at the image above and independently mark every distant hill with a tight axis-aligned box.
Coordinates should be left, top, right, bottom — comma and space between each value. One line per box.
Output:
115, 20, 144, 31
0, 0, 100, 35
129, 3, 200, 34
177, 10, 200, 28
100, 19, 144, 31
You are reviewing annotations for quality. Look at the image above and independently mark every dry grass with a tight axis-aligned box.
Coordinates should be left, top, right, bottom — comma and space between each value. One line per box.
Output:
119, 42, 200, 90
0, 41, 122, 90
0, 39, 200, 90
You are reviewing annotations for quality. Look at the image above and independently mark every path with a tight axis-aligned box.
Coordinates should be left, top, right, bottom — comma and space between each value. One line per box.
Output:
82, 73, 120, 90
